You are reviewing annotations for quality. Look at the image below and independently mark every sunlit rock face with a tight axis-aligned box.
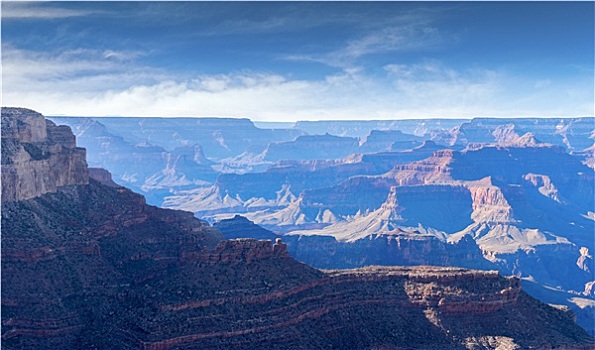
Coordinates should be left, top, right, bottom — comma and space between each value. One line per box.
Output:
1, 108, 89, 201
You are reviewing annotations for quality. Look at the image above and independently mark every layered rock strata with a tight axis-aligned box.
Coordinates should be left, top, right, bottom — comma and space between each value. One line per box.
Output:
2, 108, 593, 349
1, 108, 88, 201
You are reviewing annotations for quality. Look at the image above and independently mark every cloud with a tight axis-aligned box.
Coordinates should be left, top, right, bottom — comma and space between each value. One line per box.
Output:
284, 10, 449, 69
195, 4, 392, 37
344, 25, 442, 60
2, 45, 156, 93
1, 2, 99, 19
2, 46, 593, 120
102, 50, 144, 62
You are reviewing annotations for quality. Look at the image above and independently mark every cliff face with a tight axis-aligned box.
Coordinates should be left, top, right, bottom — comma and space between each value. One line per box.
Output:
44, 117, 219, 205
1, 108, 89, 201
263, 133, 360, 161
359, 129, 423, 153
51, 116, 304, 160
217, 215, 491, 271
136, 267, 527, 350
466, 178, 515, 223
166, 143, 449, 219
2, 108, 593, 349
432, 117, 594, 152
293, 119, 465, 138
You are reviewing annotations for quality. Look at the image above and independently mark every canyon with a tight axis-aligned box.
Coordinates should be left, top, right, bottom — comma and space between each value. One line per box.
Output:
3, 108, 594, 349
40, 112, 595, 334
48, 112, 595, 336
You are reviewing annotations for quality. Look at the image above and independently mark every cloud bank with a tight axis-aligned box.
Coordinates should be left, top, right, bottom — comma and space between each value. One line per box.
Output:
2, 2, 593, 121
2, 46, 593, 121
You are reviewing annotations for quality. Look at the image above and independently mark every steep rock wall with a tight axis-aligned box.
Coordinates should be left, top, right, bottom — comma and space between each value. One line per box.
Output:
1, 108, 88, 201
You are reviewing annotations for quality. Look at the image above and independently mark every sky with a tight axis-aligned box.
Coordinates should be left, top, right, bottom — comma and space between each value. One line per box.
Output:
2, 1, 594, 121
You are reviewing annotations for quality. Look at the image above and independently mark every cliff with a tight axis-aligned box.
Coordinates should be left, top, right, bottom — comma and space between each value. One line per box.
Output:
293, 119, 465, 138
437, 117, 594, 151
1, 108, 89, 201
262, 133, 360, 161
218, 215, 492, 271
89, 167, 120, 187
51, 116, 303, 161
359, 129, 422, 153
166, 142, 449, 219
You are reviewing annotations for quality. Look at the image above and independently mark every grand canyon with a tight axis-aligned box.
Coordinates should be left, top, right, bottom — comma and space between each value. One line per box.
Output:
3, 2, 595, 349
49, 111, 595, 337
2, 107, 594, 349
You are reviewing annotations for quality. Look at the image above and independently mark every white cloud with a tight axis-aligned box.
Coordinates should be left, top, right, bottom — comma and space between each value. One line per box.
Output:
2, 45, 161, 94
1, 3, 99, 19
102, 50, 144, 62
285, 24, 443, 69
2, 46, 593, 121
284, 11, 448, 69
343, 25, 442, 60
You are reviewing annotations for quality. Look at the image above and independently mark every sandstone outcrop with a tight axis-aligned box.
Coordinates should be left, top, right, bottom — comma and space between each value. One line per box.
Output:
466, 177, 515, 223
577, 247, 594, 273
1, 108, 88, 201
192, 238, 290, 265
89, 167, 121, 187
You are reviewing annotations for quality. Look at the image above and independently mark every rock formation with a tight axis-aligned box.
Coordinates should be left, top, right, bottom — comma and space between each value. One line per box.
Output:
293, 119, 465, 138
89, 167, 120, 187
262, 133, 360, 161
1, 108, 88, 201
359, 129, 422, 153
217, 215, 492, 271
205, 142, 595, 334
435, 117, 594, 151
578, 247, 594, 273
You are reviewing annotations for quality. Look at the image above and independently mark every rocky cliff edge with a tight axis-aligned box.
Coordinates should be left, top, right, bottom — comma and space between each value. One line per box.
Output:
1, 107, 88, 201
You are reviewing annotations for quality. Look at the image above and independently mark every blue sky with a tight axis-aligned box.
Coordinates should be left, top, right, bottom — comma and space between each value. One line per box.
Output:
2, 1, 593, 120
